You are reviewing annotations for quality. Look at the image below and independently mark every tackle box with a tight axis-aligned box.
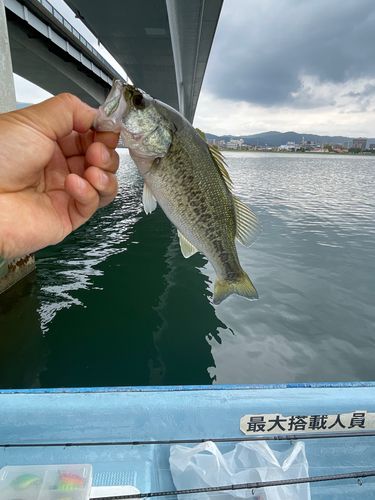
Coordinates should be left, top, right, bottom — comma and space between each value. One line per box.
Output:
0, 463, 92, 500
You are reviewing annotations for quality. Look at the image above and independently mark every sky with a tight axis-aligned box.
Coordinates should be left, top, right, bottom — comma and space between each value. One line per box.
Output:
194, 0, 375, 137
13, 0, 375, 138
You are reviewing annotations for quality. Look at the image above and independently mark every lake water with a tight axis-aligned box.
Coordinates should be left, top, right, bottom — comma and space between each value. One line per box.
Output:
1, 151, 375, 389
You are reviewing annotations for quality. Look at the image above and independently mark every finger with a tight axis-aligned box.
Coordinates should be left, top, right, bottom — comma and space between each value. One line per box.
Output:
66, 154, 86, 178
66, 142, 119, 178
64, 173, 99, 227
19, 93, 96, 142
85, 142, 120, 174
59, 130, 119, 162
83, 166, 118, 208
58, 129, 95, 158
93, 131, 120, 149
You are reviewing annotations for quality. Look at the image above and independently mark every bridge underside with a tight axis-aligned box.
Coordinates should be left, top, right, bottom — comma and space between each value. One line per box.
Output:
64, 0, 223, 122
7, 9, 110, 107
5, 0, 222, 120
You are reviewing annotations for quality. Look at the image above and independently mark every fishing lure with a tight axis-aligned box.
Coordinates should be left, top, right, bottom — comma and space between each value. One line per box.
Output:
57, 483, 76, 490
58, 472, 84, 488
11, 473, 42, 490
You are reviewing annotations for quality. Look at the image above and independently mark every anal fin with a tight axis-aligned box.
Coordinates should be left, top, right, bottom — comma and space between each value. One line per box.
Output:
177, 230, 198, 258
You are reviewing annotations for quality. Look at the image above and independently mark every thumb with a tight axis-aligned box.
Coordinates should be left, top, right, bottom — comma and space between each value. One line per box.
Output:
15, 93, 97, 140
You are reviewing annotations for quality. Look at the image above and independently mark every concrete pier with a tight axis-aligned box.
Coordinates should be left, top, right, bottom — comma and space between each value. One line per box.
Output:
0, 0, 16, 112
0, 255, 36, 294
0, 0, 36, 295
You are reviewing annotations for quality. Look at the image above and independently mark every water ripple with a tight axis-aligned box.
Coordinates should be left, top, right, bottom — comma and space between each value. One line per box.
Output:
206, 152, 375, 384
36, 150, 143, 332
4, 150, 375, 387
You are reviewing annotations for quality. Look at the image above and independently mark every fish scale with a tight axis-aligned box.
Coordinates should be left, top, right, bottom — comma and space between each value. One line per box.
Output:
148, 137, 237, 269
94, 79, 261, 304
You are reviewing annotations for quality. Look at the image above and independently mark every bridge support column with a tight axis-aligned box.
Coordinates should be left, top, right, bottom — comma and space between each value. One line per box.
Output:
0, 0, 35, 295
0, 0, 16, 112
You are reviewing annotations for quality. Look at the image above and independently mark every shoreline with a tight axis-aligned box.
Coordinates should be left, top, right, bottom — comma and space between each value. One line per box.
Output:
218, 149, 375, 156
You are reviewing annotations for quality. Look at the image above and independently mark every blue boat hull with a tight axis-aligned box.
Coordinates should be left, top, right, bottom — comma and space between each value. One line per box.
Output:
1, 382, 375, 499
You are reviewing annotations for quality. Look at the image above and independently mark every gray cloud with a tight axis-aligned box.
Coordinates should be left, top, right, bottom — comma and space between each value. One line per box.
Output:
344, 83, 375, 99
205, 0, 375, 108
342, 83, 375, 112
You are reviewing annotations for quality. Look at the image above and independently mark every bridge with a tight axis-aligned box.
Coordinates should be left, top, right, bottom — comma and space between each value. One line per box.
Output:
5, 0, 126, 107
0, 0, 223, 292
3, 0, 223, 121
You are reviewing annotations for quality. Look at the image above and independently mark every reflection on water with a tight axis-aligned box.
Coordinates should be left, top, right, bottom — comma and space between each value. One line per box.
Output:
206, 152, 375, 384
0, 151, 221, 388
1, 151, 375, 388
36, 154, 144, 333
0, 272, 48, 388
150, 235, 225, 385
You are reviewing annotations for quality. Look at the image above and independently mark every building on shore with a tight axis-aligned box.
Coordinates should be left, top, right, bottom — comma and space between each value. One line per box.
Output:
300, 139, 321, 150
207, 139, 226, 149
226, 139, 244, 149
205, 136, 375, 152
349, 138, 375, 150
353, 138, 367, 149
278, 141, 297, 151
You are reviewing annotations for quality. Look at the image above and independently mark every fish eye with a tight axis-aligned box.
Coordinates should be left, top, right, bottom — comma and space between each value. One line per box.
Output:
132, 94, 144, 109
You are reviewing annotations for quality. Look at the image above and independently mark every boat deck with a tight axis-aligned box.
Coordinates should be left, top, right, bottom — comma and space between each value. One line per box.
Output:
1, 383, 375, 499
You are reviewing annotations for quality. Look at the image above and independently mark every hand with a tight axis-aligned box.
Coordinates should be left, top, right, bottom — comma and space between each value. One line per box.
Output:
0, 93, 120, 259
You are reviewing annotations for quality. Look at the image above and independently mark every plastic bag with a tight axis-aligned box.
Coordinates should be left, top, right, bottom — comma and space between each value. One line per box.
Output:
169, 440, 310, 500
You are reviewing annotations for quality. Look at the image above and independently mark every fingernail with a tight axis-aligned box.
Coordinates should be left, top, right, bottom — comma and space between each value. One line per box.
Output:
100, 170, 109, 187
78, 177, 87, 190
102, 148, 110, 164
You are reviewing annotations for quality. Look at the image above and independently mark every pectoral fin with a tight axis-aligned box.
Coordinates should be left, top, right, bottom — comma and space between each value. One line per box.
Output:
142, 182, 157, 214
233, 196, 261, 247
177, 230, 198, 258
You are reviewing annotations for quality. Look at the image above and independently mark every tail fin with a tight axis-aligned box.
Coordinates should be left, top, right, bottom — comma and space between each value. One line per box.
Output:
213, 271, 258, 305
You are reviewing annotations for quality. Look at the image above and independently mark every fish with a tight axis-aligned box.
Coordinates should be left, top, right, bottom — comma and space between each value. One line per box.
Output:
94, 79, 261, 304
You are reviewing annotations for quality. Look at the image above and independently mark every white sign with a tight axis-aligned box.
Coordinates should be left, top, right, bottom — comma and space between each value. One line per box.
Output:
240, 410, 375, 435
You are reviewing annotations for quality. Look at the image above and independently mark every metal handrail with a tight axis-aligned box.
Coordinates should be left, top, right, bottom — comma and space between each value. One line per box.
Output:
36, 0, 124, 80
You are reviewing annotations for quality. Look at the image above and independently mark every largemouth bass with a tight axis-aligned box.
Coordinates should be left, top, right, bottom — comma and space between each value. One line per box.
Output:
94, 79, 261, 304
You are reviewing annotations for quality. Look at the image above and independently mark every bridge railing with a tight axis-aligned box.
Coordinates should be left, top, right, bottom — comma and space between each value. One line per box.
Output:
37, 0, 124, 81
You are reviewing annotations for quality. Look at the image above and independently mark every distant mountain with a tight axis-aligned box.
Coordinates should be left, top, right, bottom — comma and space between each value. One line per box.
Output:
205, 131, 355, 147
16, 102, 32, 109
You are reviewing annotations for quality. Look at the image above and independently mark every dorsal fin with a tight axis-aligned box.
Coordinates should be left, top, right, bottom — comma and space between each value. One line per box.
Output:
233, 196, 261, 247
207, 144, 233, 191
206, 145, 261, 246
195, 128, 206, 140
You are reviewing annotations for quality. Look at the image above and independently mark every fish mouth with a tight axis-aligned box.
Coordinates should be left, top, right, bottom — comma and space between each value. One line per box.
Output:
93, 79, 129, 133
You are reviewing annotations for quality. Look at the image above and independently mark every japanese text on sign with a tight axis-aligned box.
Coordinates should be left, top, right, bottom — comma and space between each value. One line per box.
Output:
240, 410, 375, 435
